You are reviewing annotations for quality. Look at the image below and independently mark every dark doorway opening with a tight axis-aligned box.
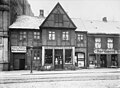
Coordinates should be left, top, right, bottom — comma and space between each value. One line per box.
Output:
55, 49, 63, 69
100, 54, 107, 67
111, 54, 118, 67
13, 53, 25, 70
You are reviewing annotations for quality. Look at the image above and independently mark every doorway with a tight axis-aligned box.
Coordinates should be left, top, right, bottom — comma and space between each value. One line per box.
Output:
13, 53, 25, 70
54, 49, 63, 69
100, 54, 107, 67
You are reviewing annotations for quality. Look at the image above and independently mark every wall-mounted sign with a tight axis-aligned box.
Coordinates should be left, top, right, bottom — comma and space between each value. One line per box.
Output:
11, 46, 26, 53
94, 49, 120, 54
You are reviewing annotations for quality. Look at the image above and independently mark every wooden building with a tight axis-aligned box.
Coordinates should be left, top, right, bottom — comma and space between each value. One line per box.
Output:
9, 15, 44, 70
40, 3, 76, 70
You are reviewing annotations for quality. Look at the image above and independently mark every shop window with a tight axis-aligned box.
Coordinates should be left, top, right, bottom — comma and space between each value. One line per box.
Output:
77, 34, 84, 42
62, 31, 69, 40
48, 31, 55, 40
45, 49, 53, 64
95, 38, 101, 48
34, 50, 40, 60
34, 32, 40, 40
107, 38, 113, 49
54, 14, 63, 23
65, 49, 72, 64
19, 31, 26, 41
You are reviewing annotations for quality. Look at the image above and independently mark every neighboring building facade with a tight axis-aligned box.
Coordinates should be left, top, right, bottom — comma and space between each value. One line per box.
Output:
88, 33, 120, 68
0, 0, 33, 71
9, 15, 44, 70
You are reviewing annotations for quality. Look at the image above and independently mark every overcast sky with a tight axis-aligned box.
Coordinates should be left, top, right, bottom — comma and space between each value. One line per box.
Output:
28, 0, 120, 21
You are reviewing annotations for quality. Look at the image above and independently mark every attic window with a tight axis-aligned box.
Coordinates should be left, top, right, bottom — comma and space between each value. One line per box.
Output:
54, 14, 63, 23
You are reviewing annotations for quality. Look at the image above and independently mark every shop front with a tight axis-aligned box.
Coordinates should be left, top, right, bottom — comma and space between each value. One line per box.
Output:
11, 46, 26, 70
42, 46, 75, 70
10, 46, 42, 70
75, 48, 87, 68
88, 49, 120, 68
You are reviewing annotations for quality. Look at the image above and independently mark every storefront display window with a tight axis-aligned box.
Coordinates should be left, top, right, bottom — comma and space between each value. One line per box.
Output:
45, 49, 53, 64
65, 49, 72, 64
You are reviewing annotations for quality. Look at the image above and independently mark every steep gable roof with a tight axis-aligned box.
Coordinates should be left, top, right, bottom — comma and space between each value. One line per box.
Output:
40, 2, 76, 29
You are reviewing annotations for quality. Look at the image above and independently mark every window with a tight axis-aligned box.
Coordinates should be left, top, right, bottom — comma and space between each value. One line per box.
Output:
48, 31, 55, 40
34, 50, 40, 60
45, 49, 53, 64
19, 32, 26, 40
62, 31, 69, 40
95, 38, 101, 48
34, 32, 40, 40
65, 49, 72, 64
54, 14, 63, 23
107, 38, 113, 49
77, 34, 84, 41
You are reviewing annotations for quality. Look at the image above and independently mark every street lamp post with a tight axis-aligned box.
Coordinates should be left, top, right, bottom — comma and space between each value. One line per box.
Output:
30, 46, 33, 73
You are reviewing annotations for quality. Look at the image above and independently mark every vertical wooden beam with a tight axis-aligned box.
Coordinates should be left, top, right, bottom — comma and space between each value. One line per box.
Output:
72, 47, 75, 65
96, 54, 100, 67
107, 54, 111, 67
52, 49, 55, 68
42, 46, 45, 66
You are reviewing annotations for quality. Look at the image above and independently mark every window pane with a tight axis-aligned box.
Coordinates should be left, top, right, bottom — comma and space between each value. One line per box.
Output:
65, 49, 72, 64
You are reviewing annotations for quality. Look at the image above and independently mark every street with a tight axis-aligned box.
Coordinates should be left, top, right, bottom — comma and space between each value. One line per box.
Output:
0, 68, 120, 88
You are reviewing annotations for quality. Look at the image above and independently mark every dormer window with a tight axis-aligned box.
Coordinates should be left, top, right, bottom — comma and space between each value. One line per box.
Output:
54, 14, 63, 23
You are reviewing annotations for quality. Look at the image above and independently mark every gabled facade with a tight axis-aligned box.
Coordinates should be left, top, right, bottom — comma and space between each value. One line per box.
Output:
40, 3, 77, 70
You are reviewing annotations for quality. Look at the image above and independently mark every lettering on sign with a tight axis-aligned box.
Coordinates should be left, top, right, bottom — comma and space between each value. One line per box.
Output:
11, 46, 26, 53
94, 49, 120, 54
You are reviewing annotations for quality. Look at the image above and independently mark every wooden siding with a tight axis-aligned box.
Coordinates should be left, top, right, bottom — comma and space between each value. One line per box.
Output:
10, 30, 42, 47
88, 34, 120, 54
42, 29, 75, 46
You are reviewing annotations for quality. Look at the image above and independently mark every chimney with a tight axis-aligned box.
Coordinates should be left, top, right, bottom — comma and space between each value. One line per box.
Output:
39, 10, 44, 17
103, 17, 107, 22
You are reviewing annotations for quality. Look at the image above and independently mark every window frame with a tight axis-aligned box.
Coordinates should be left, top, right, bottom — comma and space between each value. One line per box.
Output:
107, 38, 113, 49
48, 31, 56, 40
62, 31, 69, 41
54, 13, 63, 23
95, 38, 101, 49
19, 31, 27, 41
34, 31, 40, 40
77, 34, 84, 42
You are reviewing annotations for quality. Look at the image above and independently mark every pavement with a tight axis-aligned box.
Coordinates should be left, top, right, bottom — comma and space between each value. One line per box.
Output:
0, 68, 120, 88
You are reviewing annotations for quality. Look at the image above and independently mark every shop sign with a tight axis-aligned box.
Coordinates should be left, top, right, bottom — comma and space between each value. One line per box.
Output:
11, 46, 26, 53
94, 49, 120, 54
